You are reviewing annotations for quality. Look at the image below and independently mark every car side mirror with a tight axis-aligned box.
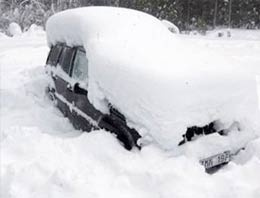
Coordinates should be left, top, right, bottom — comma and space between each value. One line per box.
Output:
67, 83, 88, 95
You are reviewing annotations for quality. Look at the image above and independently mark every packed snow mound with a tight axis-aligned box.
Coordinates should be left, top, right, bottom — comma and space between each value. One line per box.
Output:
8, 22, 22, 36
161, 19, 180, 34
46, 7, 260, 149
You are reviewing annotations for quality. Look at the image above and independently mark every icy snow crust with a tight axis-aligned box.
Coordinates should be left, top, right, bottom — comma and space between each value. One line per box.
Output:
46, 7, 260, 149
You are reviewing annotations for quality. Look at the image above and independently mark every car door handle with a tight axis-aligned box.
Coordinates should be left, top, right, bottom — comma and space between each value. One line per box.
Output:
52, 73, 58, 80
67, 84, 73, 92
67, 83, 88, 95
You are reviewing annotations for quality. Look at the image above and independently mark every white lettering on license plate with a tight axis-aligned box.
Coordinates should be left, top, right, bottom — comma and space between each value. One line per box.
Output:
200, 151, 231, 169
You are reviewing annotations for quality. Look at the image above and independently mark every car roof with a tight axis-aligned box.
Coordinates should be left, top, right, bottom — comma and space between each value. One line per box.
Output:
46, 6, 170, 48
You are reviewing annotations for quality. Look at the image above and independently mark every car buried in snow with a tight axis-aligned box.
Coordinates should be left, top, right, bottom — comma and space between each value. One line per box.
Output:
45, 7, 260, 172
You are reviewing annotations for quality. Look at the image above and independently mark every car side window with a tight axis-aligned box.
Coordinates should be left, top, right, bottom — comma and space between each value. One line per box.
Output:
47, 45, 62, 66
58, 46, 75, 74
72, 49, 88, 82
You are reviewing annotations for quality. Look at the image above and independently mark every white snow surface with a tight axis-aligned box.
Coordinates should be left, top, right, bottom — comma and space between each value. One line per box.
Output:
46, 7, 260, 148
206, 28, 260, 40
8, 22, 22, 36
1, 15, 260, 198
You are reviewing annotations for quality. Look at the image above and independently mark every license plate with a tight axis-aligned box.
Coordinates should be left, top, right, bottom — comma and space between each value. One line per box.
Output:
200, 151, 231, 169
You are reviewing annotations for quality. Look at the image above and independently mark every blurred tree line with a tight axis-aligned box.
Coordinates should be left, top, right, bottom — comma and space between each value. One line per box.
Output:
0, 0, 259, 32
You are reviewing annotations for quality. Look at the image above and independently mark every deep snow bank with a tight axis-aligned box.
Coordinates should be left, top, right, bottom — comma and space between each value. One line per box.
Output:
46, 7, 260, 148
2, 127, 260, 198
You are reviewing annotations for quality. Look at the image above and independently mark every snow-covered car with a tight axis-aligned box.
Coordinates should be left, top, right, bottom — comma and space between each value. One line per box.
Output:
46, 44, 141, 150
45, 7, 260, 171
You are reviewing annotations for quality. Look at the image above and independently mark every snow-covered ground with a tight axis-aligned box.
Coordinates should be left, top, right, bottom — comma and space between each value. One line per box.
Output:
1, 28, 260, 198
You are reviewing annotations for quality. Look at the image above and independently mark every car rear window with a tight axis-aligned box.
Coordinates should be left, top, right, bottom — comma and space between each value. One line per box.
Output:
47, 45, 62, 66
58, 47, 75, 75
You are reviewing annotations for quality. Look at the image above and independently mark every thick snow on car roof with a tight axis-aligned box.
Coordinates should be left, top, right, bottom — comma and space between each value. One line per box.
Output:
46, 6, 170, 47
46, 7, 260, 149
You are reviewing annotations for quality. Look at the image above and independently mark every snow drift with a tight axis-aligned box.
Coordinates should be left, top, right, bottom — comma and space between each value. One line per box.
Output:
46, 7, 260, 149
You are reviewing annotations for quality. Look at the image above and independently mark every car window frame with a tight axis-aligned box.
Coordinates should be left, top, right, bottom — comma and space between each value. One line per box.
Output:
47, 45, 63, 66
46, 46, 53, 64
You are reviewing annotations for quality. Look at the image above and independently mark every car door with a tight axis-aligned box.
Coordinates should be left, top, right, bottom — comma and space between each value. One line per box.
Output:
70, 48, 102, 131
54, 45, 75, 117
69, 48, 141, 148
